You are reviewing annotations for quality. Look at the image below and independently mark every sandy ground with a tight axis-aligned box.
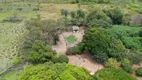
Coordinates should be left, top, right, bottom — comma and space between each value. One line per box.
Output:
68, 51, 104, 74
52, 34, 67, 56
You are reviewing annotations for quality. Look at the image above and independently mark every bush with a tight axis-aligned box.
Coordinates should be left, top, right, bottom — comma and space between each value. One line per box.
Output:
94, 68, 136, 80
67, 46, 82, 55
82, 28, 110, 63
121, 59, 131, 67
136, 67, 142, 77
57, 55, 69, 63
26, 40, 57, 64
121, 59, 133, 73
86, 10, 111, 28
104, 8, 123, 25
105, 58, 120, 68
122, 65, 134, 73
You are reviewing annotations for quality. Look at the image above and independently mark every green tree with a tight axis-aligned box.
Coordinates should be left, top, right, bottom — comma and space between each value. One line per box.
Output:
26, 40, 57, 64
105, 58, 120, 68
82, 28, 110, 63
20, 62, 92, 80
20, 62, 66, 80
70, 11, 76, 18
57, 55, 69, 63
105, 9, 123, 25
60, 9, 69, 17
76, 9, 85, 18
94, 68, 136, 80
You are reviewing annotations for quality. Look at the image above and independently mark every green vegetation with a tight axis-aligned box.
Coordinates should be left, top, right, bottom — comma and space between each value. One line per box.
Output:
0, 23, 27, 72
20, 62, 92, 80
82, 28, 110, 63
26, 40, 57, 64
105, 58, 120, 68
136, 67, 142, 77
1, 0, 142, 80
67, 45, 82, 55
0, 70, 23, 80
57, 55, 69, 63
94, 68, 136, 80
66, 35, 77, 44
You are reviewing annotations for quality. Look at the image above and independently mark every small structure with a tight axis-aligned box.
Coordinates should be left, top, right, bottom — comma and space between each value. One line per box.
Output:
72, 26, 79, 33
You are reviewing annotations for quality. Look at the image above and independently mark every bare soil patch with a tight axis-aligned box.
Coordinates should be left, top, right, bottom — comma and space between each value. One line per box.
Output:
68, 51, 104, 74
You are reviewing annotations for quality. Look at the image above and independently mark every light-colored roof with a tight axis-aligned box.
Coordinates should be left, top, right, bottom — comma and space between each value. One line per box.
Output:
72, 26, 79, 30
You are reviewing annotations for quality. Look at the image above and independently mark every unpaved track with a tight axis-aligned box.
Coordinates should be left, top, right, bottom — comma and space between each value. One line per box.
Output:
52, 34, 67, 56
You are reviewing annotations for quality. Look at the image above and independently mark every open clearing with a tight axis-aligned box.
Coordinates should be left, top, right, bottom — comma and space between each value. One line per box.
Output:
52, 27, 104, 74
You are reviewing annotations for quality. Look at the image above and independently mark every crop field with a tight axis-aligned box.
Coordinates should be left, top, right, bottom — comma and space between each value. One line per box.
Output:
0, 23, 27, 73
0, 2, 39, 12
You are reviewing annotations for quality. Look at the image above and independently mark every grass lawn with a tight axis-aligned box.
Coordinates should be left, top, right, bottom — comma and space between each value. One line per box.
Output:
66, 35, 77, 44
0, 70, 23, 80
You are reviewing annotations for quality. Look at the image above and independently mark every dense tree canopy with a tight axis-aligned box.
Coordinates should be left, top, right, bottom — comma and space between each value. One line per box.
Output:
94, 68, 136, 80
26, 40, 57, 64
20, 62, 92, 80
82, 28, 110, 63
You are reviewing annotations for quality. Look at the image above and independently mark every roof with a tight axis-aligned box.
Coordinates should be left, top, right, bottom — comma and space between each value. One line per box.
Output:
72, 26, 79, 30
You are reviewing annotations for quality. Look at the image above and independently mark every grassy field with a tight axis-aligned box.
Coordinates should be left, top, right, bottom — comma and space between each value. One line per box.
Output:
40, 4, 88, 20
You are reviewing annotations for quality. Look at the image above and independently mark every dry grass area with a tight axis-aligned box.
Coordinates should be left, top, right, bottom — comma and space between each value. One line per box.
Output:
40, 4, 88, 20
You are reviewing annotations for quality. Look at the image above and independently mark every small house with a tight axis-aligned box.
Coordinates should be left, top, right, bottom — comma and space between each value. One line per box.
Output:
72, 26, 79, 33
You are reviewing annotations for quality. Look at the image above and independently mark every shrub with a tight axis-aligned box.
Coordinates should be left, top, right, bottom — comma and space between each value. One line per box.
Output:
123, 65, 134, 73
136, 67, 142, 77
60, 9, 69, 17
139, 30, 142, 37
57, 55, 69, 63
67, 46, 82, 55
121, 59, 131, 67
94, 68, 136, 80
121, 59, 133, 73
105, 58, 120, 68
105, 9, 123, 25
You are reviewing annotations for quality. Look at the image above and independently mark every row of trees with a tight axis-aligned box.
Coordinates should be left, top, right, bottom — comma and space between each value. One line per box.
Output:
60, 7, 133, 28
